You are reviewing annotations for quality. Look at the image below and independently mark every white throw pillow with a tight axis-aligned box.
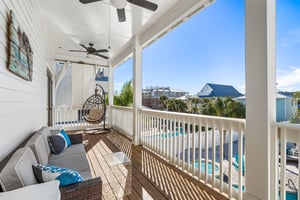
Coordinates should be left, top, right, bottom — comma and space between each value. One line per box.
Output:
0, 180, 60, 200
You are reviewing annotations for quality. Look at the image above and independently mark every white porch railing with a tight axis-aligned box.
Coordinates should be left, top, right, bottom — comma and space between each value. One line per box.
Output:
139, 108, 245, 200
111, 106, 133, 137
274, 122, 300, 200
53, 105, 103, 130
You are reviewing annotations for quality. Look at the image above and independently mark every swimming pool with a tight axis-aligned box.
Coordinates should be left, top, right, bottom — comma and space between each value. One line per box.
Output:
282, 191, 297, 200
194, 161, 219, 174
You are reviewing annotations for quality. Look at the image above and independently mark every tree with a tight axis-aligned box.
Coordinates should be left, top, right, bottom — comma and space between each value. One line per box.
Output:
113, 80, 133, 106
191, 106, 199, 114
176, 99, 187, 112
159, 96, 169, 110
199, 97, 245, 118
166, 99, 187, 112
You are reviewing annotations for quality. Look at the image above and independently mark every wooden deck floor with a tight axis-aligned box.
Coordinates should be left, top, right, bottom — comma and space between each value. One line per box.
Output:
77, 129, 227, 200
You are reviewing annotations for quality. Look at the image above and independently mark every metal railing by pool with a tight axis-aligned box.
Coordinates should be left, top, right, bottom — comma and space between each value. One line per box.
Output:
139, 108, 245, 200
274, 122, 300, 200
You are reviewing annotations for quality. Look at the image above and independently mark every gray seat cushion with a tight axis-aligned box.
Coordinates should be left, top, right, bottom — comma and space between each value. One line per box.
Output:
49, 144, 85, 160
25, 134, 49, 164
49, 153, 90, 173
0, 147, 38, 191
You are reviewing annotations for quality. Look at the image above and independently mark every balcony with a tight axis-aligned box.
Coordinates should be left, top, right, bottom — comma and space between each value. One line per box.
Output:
54, 105, 300, 200
0, 0, 296, 199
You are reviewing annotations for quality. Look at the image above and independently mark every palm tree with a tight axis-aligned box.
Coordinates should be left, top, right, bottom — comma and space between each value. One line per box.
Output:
159, 96, 169, 110
167, 99, 177, 112
176, 99, 187, 112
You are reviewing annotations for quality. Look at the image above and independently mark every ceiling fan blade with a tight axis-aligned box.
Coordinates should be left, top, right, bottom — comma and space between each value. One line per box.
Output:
117, 8, 126, 22
127, 0, 158, 11
79, 0, 102, 4
95, 54, 109, 59
95, 49, 109, 53
79, 44, 88, 50
69, 50, 87, 52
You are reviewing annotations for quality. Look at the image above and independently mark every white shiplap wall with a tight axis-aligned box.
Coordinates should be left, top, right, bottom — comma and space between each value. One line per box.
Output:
0, 0, 54, 160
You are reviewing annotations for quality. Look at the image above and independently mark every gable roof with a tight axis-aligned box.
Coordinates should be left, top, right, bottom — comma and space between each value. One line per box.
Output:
197, 83, 243, 98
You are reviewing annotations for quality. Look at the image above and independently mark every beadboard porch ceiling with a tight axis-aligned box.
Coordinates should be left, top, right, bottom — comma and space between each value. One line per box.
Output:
39, 0, 214, 66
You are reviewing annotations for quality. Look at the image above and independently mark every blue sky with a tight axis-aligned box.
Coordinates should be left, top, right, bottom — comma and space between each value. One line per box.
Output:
114, 0, 300, 95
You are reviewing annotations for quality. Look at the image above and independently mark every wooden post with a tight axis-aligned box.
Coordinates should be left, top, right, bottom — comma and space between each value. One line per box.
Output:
132, 35, 142, 145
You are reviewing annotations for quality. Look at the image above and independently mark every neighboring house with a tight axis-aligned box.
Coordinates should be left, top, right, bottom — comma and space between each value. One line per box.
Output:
197, 83, 243, 98
142, 86, 188, 109
236, 93, 298, 122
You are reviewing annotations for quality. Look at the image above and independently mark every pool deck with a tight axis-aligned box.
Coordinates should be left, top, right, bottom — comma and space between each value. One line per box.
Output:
284, 163, 298, 193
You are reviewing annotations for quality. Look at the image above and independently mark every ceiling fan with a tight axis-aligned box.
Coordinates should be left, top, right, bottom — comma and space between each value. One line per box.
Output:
69, 43, 109, 59
79, 0, 158, 22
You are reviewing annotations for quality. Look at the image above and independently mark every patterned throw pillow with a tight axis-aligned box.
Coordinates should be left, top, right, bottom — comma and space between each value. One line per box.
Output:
32, 164, 83, 186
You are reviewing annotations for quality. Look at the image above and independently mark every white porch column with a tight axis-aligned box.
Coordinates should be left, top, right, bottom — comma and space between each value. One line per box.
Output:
108, 63, 114, 128
132, 35, 142, 145
55, 62, 68, 91
245, 0, 276, 200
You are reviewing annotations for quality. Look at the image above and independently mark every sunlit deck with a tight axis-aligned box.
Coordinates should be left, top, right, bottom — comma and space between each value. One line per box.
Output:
78, 129, 227, 200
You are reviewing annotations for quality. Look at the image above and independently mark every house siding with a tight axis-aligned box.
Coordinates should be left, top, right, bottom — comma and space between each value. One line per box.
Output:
0, 0, 53, 160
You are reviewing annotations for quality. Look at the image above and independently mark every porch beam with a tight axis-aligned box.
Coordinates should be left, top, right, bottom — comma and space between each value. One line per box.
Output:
245, 0, 276, 200
54, 54, 108, 67
132, 35, 142, 145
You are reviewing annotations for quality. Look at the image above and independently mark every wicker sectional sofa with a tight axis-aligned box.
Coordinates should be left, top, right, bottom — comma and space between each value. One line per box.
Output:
0, 126, 102, 200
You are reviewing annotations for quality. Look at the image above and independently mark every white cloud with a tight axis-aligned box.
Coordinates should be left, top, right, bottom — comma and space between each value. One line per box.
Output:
277, 66, 300, 91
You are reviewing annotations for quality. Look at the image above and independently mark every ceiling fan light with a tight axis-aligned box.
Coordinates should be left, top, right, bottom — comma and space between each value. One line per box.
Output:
110, 0, 127, 9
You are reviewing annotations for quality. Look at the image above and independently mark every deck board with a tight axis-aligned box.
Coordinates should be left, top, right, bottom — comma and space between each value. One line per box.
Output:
73, 129, 227, 200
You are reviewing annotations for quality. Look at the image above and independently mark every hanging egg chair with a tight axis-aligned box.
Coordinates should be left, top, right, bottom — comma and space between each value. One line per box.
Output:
82, 84, 109, 133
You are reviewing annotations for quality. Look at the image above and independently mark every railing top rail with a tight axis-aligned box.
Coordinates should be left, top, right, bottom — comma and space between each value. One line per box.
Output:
274, 122, 300, 130
140, 108, 246, 124
111, 105, 133, 111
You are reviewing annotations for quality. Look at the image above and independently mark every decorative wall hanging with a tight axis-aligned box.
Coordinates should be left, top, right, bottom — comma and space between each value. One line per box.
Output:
7, 10, 33, 81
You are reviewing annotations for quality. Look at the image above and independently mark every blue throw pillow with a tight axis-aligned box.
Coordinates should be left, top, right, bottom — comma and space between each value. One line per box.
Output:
32, 164, 83, 186
60, 129, 71, 147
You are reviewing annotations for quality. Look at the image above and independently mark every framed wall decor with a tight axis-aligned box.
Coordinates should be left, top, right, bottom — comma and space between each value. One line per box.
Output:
7, 10, 33, 81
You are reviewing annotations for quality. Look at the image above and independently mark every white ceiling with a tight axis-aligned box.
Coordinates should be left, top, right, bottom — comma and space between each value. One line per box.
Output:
39, 0, 214, 66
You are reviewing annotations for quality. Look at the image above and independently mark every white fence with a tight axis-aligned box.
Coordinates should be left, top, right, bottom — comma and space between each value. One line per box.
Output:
111, 106, 133, 137
53, 105, 103, 130
140, 108, 246, 200
274, 122, 300, 200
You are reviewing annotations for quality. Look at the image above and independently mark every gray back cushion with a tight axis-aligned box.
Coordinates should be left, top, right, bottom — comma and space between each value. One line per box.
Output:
0, 147, 38, 191
25, 134, 49, 164
37, 126, 51, 156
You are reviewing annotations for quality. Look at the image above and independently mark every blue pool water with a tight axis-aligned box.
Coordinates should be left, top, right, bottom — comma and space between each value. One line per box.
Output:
194, 161, 219, 174
280, 192, 297, 200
